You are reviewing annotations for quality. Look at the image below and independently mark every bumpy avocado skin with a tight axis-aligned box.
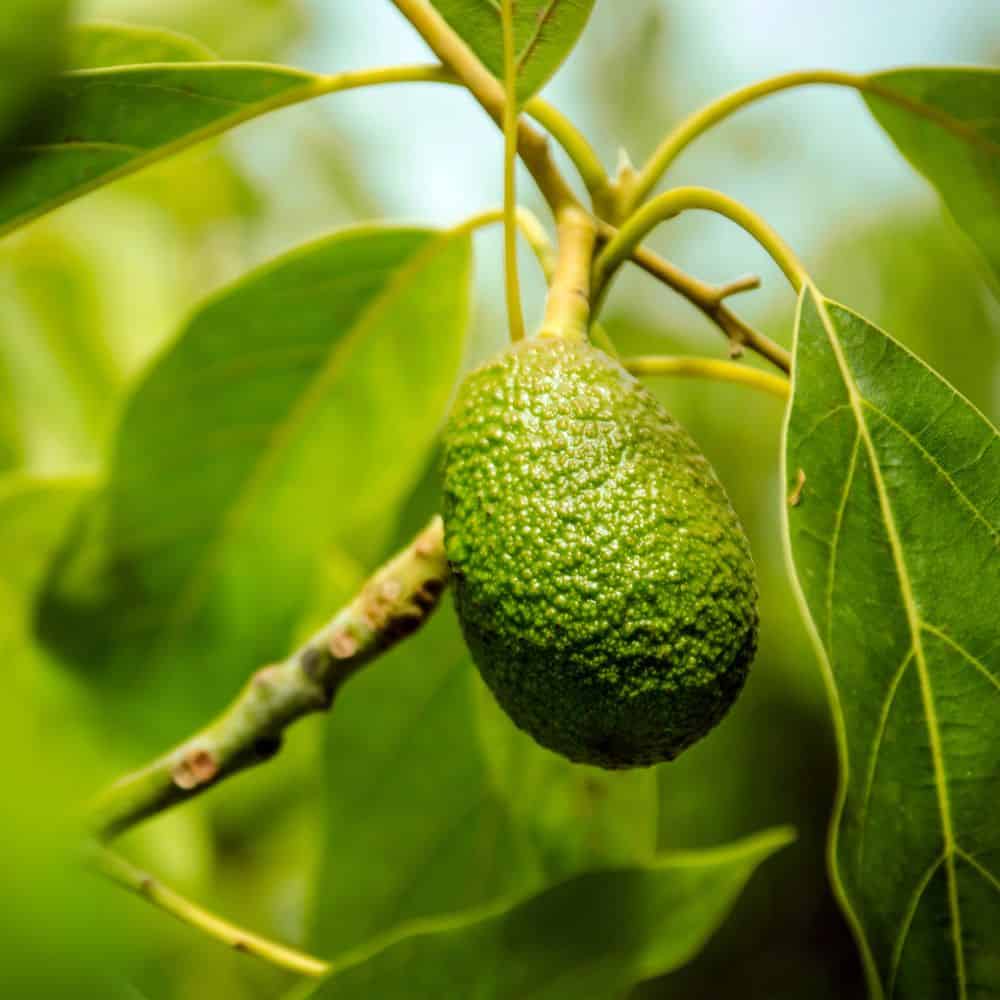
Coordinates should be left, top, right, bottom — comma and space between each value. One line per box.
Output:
442, 335, 757, 769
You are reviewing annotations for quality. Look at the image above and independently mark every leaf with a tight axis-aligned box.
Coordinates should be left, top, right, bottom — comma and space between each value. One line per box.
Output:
68, 21, 216, 69
783, 286, 1000, 998
863, 68, 1000, 286
303, 829, 792, 999
0, 0, 68, 142
474, 678, 659, 878
0, 60, 326, 236
0, 475, 91, 648
0, 228, 124, 469
37, 225, 471, 741
313, 602, 541, 958
429, 0, 596, 99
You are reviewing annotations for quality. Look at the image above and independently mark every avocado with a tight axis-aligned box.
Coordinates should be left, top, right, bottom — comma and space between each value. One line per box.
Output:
442, 333, 757, 768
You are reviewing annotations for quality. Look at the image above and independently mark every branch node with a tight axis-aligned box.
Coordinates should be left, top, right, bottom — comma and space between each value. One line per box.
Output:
329, 630, 359, 660
298, 645, 325, 679
712, 273, 761, 302
171, 749, 219, 790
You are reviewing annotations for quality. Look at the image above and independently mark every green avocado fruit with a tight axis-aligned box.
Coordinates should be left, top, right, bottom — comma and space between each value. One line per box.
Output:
442, 333, 758, 769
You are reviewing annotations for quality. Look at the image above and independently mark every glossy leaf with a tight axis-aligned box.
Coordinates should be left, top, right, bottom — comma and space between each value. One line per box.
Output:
304, 829, 792, 999
863, 68, 1000, 285
0, 60, 324, 236
68, 21, 215, 69
37, 225, 471, 740
783, 287, 1000, 998
429, 0, 596, 99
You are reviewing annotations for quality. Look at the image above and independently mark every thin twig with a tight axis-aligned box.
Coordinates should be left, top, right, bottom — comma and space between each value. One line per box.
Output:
596, 221, 791, 373
92, 847, 330, 978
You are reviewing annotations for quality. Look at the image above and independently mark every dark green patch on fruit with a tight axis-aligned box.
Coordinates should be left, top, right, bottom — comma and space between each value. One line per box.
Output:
442, 334, 757, 768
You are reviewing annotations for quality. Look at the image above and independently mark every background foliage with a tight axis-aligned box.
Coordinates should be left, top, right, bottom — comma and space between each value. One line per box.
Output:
1, 2, 997, 998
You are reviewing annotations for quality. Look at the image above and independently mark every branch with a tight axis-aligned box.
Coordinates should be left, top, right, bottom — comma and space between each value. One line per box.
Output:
390, 0, 583, 213
90, 517, 450, 842
596, 221, 791, 373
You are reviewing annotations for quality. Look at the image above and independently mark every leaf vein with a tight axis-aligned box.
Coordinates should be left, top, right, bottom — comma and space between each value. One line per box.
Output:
855, 649, 914, 877
862, 400, 998, 543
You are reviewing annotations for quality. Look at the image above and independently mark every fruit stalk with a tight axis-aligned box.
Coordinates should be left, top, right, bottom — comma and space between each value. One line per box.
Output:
540, 205, 598, 339
89, 518, 450, 842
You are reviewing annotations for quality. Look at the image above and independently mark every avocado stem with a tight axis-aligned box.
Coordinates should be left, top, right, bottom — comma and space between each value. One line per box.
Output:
540, 206, 598, 340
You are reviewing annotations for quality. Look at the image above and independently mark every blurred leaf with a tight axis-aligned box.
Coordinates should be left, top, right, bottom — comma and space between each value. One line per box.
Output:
313, 603, 540, 958
429, 0, 596, 99
0, 230, 124, 469
38, 225, 471, 740
0, 474, 91, 647
475, 681, 658, 878
0, 0, 68, 142
69, 21, 216, 68
304, 829, 792, 999
0, 61, 326, 236
863, 68, 1000, 286
783, 288, 1000, 998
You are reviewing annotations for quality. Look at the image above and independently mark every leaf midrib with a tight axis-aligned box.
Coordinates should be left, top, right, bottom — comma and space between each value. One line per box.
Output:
809, 286, 967, 997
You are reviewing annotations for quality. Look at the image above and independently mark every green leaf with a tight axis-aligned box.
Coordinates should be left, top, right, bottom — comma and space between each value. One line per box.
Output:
303, 829, 792, 999
0, 0, 68, 142
37, 225, 471, 741
0, 475, 91, 646
0, 61, 325, 236
0, 229, 124, 469
863, 68, 1000, 286
474, 678, 658, 877
313, 602, 541, 958
68, 21, 216, 69
429, 0, 596, 99
783, 286, 1000, 998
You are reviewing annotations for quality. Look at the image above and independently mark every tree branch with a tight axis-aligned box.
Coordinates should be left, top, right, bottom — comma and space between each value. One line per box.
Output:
90, 517, 450, 842
597, 221, 792, 373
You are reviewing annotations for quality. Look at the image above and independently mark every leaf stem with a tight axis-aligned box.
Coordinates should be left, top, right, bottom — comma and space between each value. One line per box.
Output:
92, 847, 330, 978
594, 186, 808, 309
501, 0, 526, 342
89, 517, 450, 842
541, 205, 598, 339
623, 355, 790, 399
390, 0, 580, 213
450, 207, 556, 280
625, 69, 866, 213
